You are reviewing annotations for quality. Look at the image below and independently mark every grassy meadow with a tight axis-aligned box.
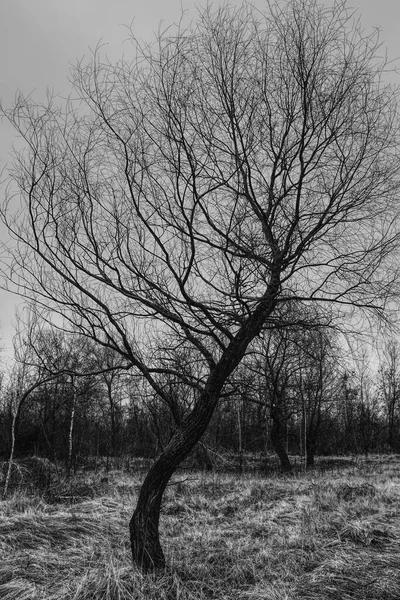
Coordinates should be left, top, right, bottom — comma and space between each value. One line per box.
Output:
1, 455, 400, 599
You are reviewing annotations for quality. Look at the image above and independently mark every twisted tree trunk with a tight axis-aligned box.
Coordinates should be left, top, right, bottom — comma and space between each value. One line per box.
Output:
130, 277, 281, 570
129, 390, 220, 570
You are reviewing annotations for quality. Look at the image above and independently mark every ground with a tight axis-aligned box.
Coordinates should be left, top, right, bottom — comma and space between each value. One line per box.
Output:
1, 455, 400, 599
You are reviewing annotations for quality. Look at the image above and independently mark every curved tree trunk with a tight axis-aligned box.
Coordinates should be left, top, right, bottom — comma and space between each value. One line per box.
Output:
3, 376, 56, 499
130, 275, 281, 571
130, 438, 213, 570
130, 398, 218, 570
130, 459, 173, 570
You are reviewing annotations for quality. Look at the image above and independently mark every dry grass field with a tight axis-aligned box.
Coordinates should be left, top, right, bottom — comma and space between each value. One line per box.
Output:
1, 455, 400, 599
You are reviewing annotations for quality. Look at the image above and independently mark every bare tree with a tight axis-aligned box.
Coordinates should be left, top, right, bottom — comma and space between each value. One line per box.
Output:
378, 338, 400, 450
259, 327, 298, 472
349, 348, 381, 454
1, 0, 400, 570
293, 327, 339, 467
2, 313, 58, 498
247, 310, 339, 471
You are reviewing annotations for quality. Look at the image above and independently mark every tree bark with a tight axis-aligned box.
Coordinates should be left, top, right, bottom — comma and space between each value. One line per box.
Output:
130, 411, 215, 570
129, 463, 170, 571
130, 387, 221, 569
270, 407, 292, 473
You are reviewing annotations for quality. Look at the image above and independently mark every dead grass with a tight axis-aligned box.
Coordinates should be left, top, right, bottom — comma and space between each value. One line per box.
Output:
0, 455, 400, 599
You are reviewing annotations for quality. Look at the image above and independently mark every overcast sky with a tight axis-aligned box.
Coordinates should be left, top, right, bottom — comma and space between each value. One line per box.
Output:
0, 0, 399, 361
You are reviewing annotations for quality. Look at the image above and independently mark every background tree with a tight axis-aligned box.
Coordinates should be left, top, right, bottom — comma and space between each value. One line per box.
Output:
2, 313, 58, 498
293, 328, 339, 467
97, 348, 127, 460
245, 316, 340, 471
257, 327, 298, 472
1, 0, 400, 571
378, 339, 400, 451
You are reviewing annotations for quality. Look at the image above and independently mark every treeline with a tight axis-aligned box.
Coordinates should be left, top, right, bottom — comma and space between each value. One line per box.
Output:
1, 320, 399, 474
